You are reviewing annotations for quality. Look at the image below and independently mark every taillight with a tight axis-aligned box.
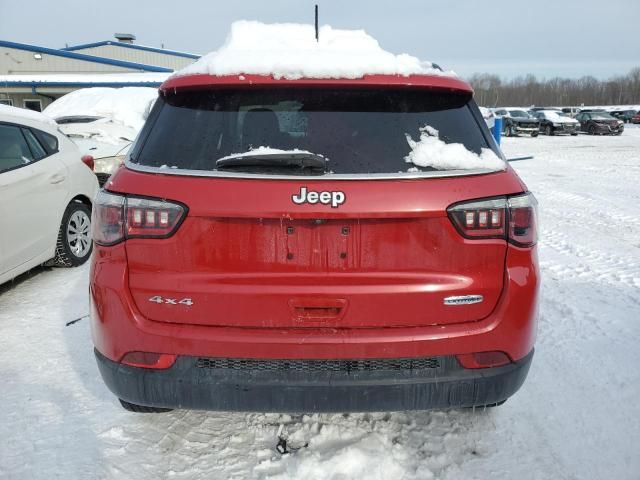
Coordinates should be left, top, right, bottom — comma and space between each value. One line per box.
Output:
81, 154, 95, 171
91, 191, 186, 246
448, 192, 537, 247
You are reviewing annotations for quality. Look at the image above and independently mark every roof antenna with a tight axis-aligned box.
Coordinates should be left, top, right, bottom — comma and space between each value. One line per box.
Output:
314, 4, 319, 42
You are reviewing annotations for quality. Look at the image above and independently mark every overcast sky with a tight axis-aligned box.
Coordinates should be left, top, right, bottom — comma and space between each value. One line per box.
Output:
1, 0, 638, 79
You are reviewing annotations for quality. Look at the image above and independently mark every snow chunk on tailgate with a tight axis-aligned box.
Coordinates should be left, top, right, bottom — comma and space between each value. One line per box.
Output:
405, 126, 505, 171
175, 21, 455, 80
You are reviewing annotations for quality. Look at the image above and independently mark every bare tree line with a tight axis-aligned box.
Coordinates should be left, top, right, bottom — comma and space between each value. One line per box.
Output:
468, 67, 640, 107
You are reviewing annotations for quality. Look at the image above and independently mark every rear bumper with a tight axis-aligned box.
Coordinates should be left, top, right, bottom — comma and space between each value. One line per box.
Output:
513, 124, 539, 133
95, 349, 533, 412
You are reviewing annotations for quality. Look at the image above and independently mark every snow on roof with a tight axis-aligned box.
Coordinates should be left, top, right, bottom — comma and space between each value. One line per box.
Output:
43, 87, 158, 130
540, 111, 579, 123
0, 103, 58, 126
0, 73, 169, 86
174, 21, 455, 80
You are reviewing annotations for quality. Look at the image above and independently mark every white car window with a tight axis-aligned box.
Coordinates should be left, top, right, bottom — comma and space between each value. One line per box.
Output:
0, 124, 35, 172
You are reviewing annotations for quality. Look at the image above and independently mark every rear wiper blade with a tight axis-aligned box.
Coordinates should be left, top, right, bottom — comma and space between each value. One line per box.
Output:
216, 151, 327, 170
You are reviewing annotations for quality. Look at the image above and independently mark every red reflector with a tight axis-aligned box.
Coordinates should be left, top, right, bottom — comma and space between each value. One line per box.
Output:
120, 352, 177, 369
457, 351, 511, 369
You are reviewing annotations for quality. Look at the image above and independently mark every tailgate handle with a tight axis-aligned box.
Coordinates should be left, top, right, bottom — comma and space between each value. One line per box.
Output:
289, 298, 347, 320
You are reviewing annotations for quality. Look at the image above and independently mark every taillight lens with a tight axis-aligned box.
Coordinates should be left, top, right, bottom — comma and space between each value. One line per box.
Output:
92, 191, 125, 245
448, 192, 537, 247
81, 154, 95, 171
92, 191, 186, 246
507, 194, 538, 247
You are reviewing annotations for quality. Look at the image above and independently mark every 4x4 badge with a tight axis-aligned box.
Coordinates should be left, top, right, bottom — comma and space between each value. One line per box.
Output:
292, 186, 346, 208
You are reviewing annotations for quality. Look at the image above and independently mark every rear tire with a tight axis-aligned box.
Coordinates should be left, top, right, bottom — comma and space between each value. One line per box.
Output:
52, 202, 92, 267
545, 125, 553, 136
588, 125, 597, 135
531, 131, 538, 137
119, 399, 173, 413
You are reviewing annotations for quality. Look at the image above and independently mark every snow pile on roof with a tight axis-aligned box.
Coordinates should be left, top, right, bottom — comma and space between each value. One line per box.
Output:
175, 21, 454, 80
60, 119, 137, 144
542, 111, 579, 124
43, 87, 158, 131
405, 126, 505, 171
0, 104, 57, 126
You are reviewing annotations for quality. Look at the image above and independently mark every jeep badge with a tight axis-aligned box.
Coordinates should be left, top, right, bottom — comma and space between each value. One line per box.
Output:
292, 186, 346, 208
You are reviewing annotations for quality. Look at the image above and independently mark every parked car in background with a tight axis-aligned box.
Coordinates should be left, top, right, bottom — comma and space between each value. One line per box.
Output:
43, 87, 157, 186
532, 110, 579, 135
57, 117, 134, 186
90, 22, 539, 414
561, 107, 580, 118
493, 108, 540, 137
632, 111, 640, 124
0, 105, 98, 285
575, 111, 624, 135
610, 110, 637, 123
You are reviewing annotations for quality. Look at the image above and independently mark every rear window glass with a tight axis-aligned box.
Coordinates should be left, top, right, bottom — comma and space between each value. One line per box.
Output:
33, 129, 58, 153
21, 128, 47, 159
0, 124, 34, 173
132, 88, 490, 175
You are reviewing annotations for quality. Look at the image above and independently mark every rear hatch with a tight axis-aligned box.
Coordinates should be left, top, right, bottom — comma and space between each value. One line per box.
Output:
112, 84, 523, 329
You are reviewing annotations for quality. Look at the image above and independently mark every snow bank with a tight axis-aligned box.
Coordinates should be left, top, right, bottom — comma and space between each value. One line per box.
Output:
0, 104, 57, 127
43, 87, 158, 131
405, 126, 505, 171
175, 21, 454, 80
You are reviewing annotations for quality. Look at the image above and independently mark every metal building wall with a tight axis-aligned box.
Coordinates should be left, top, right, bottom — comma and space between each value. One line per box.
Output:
68, 45, 196, 70
0, 47, 146, 75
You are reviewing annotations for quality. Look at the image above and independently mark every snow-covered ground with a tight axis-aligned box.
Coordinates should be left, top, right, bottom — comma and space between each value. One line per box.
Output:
1, 128, 639, 480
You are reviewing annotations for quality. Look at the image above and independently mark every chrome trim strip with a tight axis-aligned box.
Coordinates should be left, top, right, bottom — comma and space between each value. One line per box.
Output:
443, 295, 484, 306
123, 159, 503, 181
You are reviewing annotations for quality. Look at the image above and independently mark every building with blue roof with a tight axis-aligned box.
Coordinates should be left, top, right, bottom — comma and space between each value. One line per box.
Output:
0, 34, 200, 111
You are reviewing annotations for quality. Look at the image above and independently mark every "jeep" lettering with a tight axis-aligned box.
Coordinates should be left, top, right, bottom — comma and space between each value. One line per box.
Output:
292, 186, 346, 208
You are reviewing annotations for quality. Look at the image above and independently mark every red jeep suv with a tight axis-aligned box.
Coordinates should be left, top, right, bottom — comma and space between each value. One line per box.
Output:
90, 71, 539, 413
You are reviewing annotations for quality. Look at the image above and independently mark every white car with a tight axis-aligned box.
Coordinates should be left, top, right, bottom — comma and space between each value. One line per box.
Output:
0, 105, 99, 285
